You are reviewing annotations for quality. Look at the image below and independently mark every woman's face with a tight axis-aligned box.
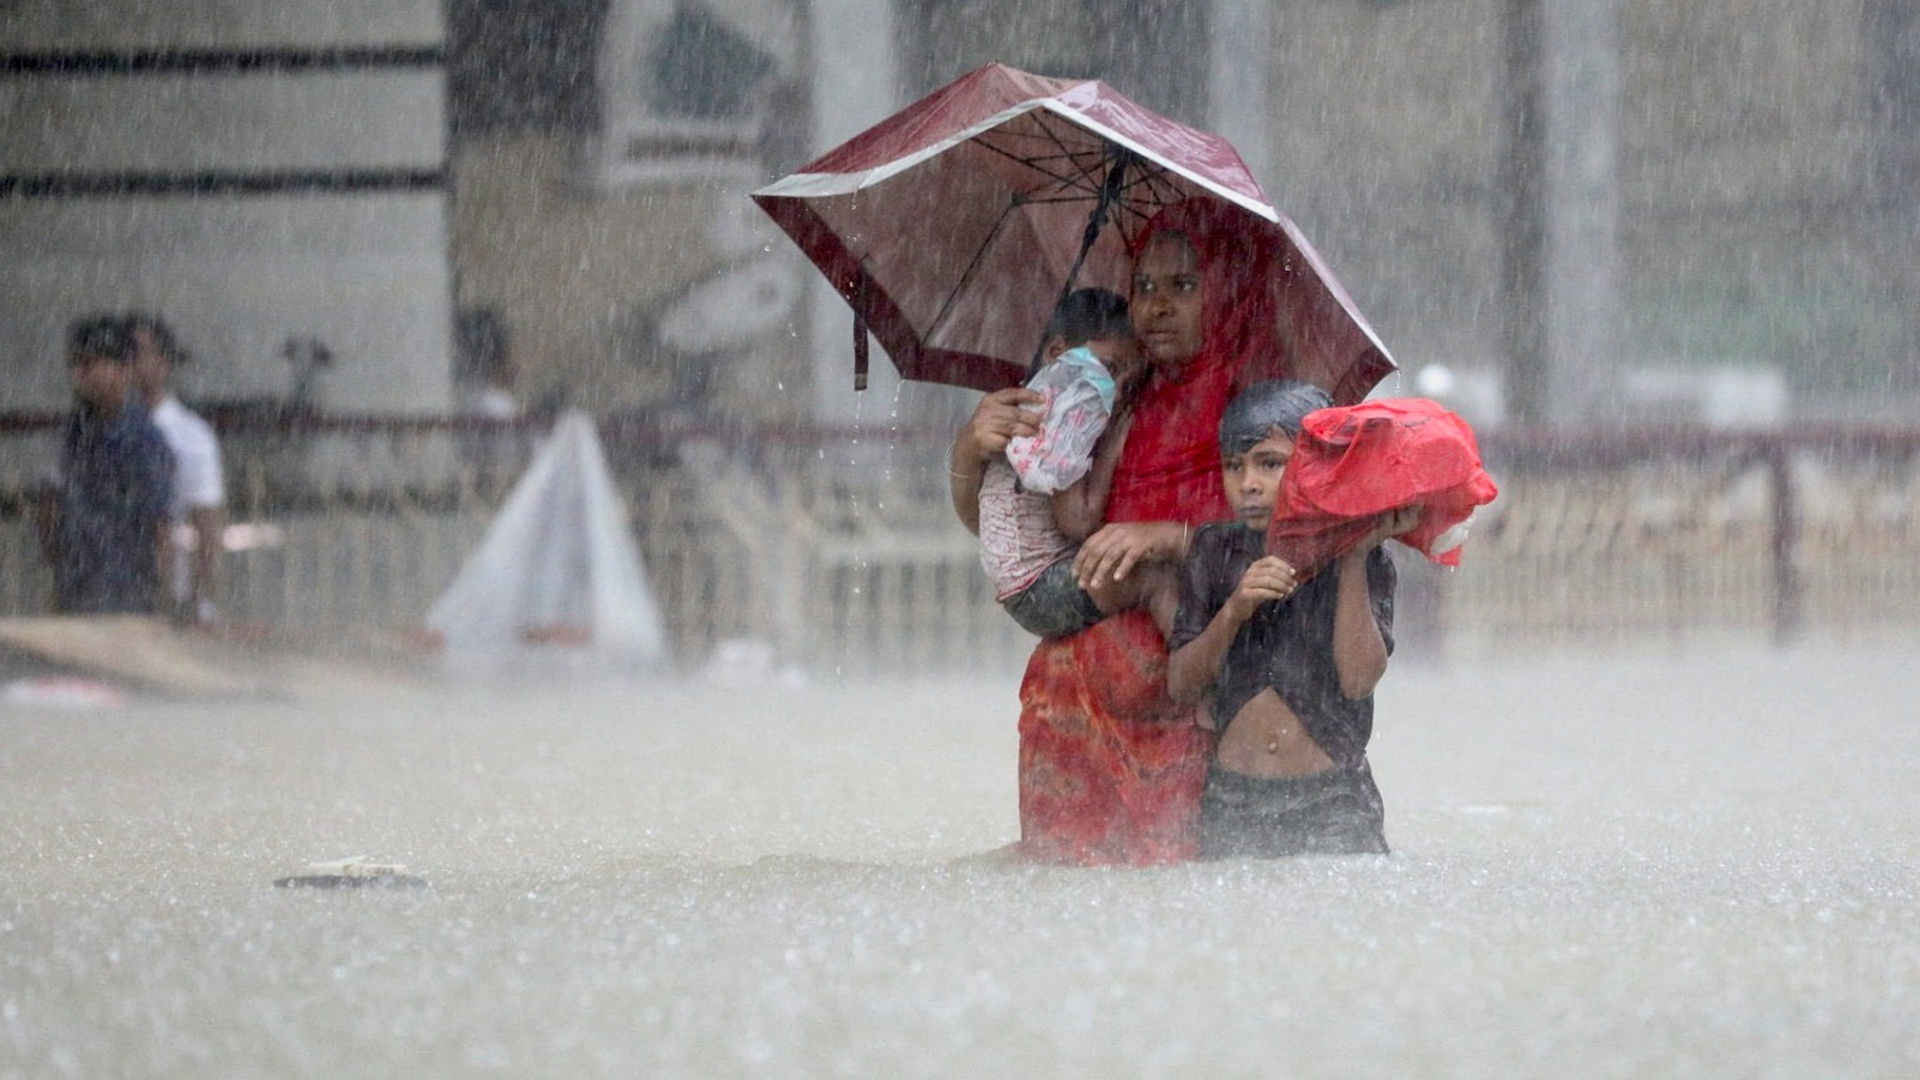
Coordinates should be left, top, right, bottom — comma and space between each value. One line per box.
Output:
1131, 233, 1205, 367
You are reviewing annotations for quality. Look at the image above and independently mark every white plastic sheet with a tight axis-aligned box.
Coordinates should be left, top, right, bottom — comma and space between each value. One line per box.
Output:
426, 411, 666, 668
1003, 347, 1116, 494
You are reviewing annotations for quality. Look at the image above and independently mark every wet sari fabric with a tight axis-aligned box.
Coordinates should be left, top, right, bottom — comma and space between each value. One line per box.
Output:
1016, 201, 1291, 865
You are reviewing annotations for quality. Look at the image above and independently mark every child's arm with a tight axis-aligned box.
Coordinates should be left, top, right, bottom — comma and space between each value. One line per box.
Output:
1330, 507, 1419, 699
1050, 410, 1132, 542
1167, 555, 1299, 704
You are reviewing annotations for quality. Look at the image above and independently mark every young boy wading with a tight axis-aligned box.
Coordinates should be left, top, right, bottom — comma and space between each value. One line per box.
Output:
1166, 379, 1418, 859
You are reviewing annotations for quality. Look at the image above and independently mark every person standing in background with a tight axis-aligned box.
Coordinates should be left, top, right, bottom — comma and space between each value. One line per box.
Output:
125, 313, 226, 624
33, 316, 175, 615
453, 308, 523, 492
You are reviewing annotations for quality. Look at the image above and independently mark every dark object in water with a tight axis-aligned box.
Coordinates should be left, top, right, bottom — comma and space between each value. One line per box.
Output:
273, 857, 428, 890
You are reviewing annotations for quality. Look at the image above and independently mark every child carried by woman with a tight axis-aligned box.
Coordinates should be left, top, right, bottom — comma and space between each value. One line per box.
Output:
971, 288, 1180, 637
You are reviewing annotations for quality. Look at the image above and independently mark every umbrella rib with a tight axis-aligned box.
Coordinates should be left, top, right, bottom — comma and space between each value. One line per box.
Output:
970, 113, 1190, 214
1028, 143, 1134, 375
1034, 117, 1185, 218
972, 136, 1106, 199
976, 108, 1136, 202
1019, 168, 1178, 227
926, 119, 1134, 366
1119, 163, 1179, 205
1019, 194, 1107, 206
1028, 111, 1109, 199
922, 199, 1019, 348
1005, 118, 1185, 220
861, 112, 1211, 371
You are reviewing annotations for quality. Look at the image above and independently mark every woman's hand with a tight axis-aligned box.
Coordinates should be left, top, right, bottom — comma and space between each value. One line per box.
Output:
1073, 520, 1183, 589
949, 387, 1045, 535
954, 386, 1044, 466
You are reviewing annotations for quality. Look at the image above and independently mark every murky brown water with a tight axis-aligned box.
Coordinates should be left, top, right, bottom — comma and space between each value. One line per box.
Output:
4, 637, 1919, 1078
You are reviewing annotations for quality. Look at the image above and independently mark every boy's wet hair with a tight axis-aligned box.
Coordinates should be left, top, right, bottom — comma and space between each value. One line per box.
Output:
1219, 378, 1332, 455
67, 315, 137, 365
1043, 287, 1131, 346
123, 312, 190, 366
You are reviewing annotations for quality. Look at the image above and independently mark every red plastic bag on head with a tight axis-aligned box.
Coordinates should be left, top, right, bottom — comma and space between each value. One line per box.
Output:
1267, 398, 1499, 577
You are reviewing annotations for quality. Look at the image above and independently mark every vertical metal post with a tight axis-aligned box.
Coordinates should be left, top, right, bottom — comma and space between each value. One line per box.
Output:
1209, 0, 1274, 190
1768, 444, 1801, 645
1500, 0, 1624, 426
1499, 0, 1548, 427
808, 0, 898, 423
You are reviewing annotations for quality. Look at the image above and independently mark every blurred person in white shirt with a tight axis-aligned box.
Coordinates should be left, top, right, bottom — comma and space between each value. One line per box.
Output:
454, 308, 523, 489
126, 314, 226, 624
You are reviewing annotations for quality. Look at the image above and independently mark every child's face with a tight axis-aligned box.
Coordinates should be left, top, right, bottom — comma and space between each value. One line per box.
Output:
1221, 428, 1294, 531
1085, 334, 1142, 380
1044, 334, 1137, 368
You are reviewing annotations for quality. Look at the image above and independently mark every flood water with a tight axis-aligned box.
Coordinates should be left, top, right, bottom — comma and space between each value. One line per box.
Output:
4, 637, 1919, 1078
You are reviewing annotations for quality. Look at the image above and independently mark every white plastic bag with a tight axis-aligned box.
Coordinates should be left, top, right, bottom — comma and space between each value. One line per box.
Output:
425, 411, 666, 669
1004, 347, 1116, 495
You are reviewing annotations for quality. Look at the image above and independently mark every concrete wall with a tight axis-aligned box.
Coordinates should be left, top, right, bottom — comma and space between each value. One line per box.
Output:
449, 135, 802, 419
14, 0, 1900, 421
1618, 0, 1910, 403
0, 0, 453, 414
1260, 0, 1506, 382
1249, 0, 1911, 410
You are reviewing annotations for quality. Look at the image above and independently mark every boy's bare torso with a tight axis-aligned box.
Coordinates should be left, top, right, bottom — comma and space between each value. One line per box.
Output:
1214, 688, 1336, 777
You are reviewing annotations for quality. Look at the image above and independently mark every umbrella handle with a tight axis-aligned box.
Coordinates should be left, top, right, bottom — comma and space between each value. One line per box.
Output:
855, 310, 869, 392
853, 275, 870, 391
1031, 145, 1135, 376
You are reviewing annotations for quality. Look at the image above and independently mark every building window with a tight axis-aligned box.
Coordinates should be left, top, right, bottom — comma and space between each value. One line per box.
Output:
646, 2, 775, 122
591, 0, 798, 186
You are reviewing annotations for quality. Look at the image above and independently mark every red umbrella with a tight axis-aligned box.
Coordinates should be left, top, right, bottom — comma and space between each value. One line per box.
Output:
752, 62, 1395, 402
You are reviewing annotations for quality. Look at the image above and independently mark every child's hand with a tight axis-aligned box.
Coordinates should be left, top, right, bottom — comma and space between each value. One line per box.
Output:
1227, 555, 1299, 618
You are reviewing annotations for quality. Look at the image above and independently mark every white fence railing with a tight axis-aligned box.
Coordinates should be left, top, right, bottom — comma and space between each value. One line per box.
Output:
5, 415, 1919, 676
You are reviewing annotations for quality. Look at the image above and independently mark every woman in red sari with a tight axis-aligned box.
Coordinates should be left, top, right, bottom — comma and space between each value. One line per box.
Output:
950, 199, 1296, 865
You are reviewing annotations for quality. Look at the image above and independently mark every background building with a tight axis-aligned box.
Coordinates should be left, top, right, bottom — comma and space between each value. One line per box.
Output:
3, 0, 1915, 429
0, 0, 454, 416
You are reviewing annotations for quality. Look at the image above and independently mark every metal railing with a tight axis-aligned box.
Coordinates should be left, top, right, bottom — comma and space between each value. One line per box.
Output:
4, 412, 1917, 675
1444, 427, 1920, 654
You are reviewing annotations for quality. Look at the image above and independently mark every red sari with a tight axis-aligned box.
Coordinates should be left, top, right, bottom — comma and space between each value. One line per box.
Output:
1015, 200, 1293, 865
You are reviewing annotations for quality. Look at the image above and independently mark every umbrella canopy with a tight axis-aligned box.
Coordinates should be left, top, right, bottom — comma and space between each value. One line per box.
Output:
752, 62, 1395, 402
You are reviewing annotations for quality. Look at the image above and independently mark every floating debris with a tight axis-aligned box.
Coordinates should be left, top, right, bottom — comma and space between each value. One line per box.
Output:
273, 856, 428, 890
2, 676, 134, 709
